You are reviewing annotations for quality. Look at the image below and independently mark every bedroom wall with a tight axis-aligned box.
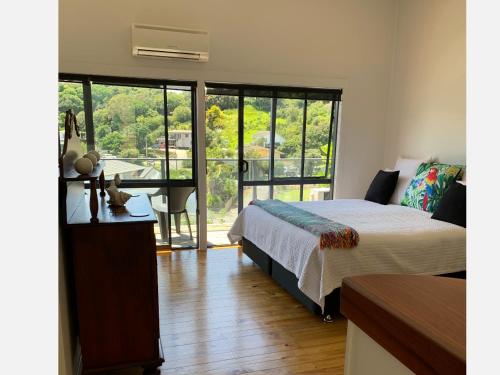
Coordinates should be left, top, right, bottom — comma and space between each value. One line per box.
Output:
384, 0, 466, 167
59, 0, 398, 198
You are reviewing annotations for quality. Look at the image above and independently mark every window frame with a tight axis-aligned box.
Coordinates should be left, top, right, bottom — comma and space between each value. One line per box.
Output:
59, 73, 198, 188
205, 82, 341, 207
59, 73, 199, 249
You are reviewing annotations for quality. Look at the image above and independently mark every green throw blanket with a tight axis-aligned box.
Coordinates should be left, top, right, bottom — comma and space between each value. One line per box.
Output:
249, 199, 359, 249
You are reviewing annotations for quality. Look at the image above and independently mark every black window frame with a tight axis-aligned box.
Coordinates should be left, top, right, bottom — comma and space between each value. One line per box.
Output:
59, 73, 199, 249
205, 82, 342, 209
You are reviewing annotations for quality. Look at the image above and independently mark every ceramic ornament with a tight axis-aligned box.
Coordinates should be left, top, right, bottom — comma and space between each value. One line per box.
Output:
87, 150, 101, 162
83, 153, 98, 167
113, 173, 121, 187
74, 157, 93, 175
106, 185, 132, 207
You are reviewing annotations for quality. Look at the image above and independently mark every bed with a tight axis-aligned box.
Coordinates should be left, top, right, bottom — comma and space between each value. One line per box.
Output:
228, 199, 466, 318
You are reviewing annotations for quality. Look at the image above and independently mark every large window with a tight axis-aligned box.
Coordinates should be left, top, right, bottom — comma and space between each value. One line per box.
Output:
205, 83, 341, 245
59, 74, 198, 249
206, 84, 340, 198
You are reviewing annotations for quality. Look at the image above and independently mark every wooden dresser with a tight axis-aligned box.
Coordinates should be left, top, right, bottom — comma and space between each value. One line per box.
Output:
341, 274, 465, 375
64, 191, 164, 374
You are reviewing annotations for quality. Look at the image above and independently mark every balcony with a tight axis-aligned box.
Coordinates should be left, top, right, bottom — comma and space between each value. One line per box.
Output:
100, 156, 331, 247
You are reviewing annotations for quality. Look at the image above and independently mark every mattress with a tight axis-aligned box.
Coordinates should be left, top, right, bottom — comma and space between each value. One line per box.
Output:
228, 199, 466, 312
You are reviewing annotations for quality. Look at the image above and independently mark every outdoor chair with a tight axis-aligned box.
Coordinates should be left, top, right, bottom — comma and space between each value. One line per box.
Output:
148, 186, 195, 242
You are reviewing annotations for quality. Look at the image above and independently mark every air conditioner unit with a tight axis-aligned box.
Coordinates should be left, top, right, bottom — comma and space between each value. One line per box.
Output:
132, 24, 209, 62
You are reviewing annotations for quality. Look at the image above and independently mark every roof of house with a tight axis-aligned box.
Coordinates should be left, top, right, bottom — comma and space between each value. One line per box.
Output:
103, 159, 147, 178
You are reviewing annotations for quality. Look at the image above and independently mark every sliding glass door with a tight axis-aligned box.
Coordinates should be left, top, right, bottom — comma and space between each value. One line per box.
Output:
205, 83, 342, 246
59, 74, 199, 249
204, 92, 239, 246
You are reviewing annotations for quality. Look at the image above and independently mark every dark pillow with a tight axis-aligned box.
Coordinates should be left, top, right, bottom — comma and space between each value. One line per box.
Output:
431, 182, 466, 227
364, 170, 400, 205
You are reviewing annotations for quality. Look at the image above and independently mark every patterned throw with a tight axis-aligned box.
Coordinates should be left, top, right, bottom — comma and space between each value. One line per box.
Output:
249, 199, 359, 250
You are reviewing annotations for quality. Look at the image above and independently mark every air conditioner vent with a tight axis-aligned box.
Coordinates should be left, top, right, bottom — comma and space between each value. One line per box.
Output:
131, 24, 209, 62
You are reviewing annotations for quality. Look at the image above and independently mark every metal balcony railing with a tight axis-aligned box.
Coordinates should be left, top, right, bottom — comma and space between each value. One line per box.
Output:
101, 157, 329, 179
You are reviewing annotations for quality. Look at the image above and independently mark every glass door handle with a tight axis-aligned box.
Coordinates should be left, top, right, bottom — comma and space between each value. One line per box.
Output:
240, 160, 249, 173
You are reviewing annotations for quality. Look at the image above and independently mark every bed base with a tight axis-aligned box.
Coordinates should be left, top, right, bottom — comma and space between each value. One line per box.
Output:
243, 238, 341, 318
242, 237, 465, 320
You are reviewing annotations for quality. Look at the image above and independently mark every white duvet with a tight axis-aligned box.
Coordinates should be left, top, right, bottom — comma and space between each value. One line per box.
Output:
228, 199, 466, 312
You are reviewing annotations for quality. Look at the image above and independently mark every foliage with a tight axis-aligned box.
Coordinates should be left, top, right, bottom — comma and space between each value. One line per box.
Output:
119, 148, 139, 158
59, 83, 84, 114
172, 106, 191, 124
100, 131, 124, 154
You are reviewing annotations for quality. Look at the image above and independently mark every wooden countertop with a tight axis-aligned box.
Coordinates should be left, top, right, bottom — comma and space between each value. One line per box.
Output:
340, 274, 465, 375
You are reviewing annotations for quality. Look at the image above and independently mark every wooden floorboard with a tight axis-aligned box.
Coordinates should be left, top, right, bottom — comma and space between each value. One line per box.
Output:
111, 248, 347, 375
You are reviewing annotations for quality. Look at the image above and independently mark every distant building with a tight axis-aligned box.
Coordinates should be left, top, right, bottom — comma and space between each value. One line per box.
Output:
245, 145, 282, 159
157, 130, 192, 150
252, 131, 284, 148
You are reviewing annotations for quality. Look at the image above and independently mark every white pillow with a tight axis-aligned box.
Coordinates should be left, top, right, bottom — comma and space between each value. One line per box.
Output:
389, 157, 431, 204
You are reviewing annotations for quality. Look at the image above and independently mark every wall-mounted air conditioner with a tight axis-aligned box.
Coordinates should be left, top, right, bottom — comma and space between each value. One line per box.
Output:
131, 24, 209, 62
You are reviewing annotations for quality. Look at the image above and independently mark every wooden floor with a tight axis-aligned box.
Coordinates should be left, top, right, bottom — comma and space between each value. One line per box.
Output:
115, 247, 347, 375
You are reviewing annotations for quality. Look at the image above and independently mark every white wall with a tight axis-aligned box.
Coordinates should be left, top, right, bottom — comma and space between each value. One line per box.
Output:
384, 0, 466, 167
59, 0, 398, 198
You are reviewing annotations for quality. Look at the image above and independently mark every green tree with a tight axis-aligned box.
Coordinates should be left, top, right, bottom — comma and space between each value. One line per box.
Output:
206, 95, 238, 110
137, 114, 163, 131
100, 131, 124, 154
133, 123, 149, 153
206, 105, 225, 130
95, 125, 111, 139
108, 94, 136, 127
93, 108, 111, 128
119, 148, 139, 158
167, 91, 189, 113
172, 106, 191, 125
59, 84, 83, 113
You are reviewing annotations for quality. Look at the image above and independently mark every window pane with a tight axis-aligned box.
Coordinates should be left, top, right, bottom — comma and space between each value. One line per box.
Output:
169, 187, 197, 248
91, 84, 166, 180
205, 94, 239, 246
243, 185, 271, 207
58, 82, 87, 154
121, 187, 197, 248
272, 185, 301, 202
302, 184, 331, 201
304, 100, 332, 177
243, 97, 272, 181
167, 88, 193, 179
274, 99, 304, 178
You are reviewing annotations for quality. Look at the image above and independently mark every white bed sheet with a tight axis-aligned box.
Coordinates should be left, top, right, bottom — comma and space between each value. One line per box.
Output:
228, 199, 466, 312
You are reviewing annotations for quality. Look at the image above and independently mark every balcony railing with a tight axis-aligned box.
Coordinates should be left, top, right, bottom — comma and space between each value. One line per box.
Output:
101, 156, 329, 180
101, 156, 331, 246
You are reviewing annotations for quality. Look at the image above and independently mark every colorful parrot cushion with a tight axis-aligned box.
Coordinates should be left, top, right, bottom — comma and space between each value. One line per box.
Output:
400, 163, 464, 213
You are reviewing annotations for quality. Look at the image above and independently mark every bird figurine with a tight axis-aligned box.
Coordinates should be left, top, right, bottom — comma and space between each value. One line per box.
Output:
106, 185, 132, 207
106, 173, 130, 206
